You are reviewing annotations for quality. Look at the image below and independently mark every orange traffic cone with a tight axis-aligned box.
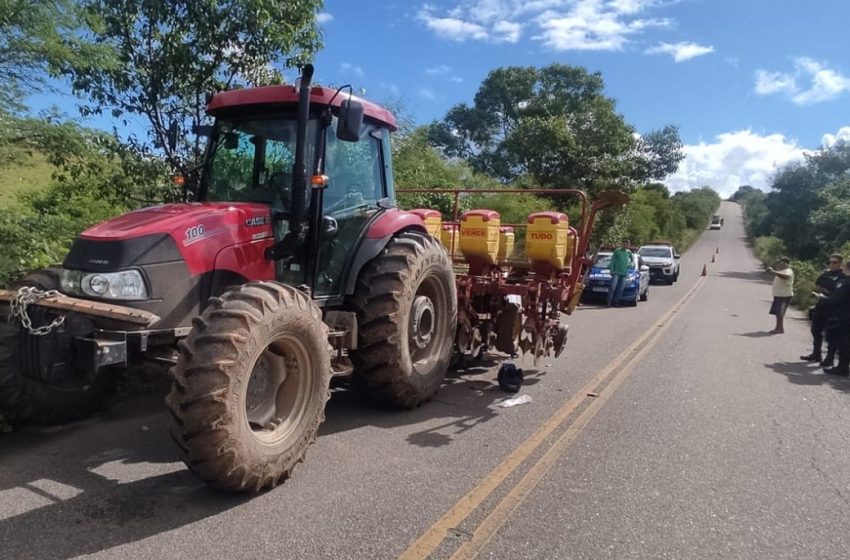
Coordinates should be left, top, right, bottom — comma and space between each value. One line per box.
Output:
716, 246, 719, 254
701, 264, 708, 276
711, 254, 716, 263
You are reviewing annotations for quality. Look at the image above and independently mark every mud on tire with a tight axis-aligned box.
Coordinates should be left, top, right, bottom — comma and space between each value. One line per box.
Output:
167, 282, 331, 492
0, 267, 116, 425
349, 232, 457, 408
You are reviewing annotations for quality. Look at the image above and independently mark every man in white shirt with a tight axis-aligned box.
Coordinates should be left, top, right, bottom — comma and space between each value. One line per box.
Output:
767, 256, 794, 334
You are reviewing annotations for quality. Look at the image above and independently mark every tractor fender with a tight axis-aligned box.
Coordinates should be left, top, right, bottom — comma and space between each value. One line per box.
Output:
364, 208, 425, 239
344, 210, 428, 295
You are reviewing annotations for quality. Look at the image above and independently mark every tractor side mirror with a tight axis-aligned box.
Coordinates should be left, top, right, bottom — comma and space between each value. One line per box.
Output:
322, 215, 338, 238
337, 99, 364, 142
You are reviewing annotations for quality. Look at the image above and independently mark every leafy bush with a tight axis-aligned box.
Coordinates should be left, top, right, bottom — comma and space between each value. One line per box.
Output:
465, 192, 556, 225
0, 181, 131, 285
791, 260, 820, 310
752, 236, 788, 267
602, 184, 718, 252
0, 116, 172, 286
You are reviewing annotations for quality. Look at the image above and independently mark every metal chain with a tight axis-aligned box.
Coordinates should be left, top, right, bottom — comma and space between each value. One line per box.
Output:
7, 287, 66, 336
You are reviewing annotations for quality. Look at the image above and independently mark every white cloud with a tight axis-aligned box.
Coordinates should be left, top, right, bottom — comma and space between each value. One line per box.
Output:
535, 4, 670, 51
417, 8, 489, 41
340, 62, 364, 78
425, 65, 463, 83
822, 126, 850, 148
666, 130, 807, 197
426, 65, 451, 76
754, 57, 850, 105
754, 70, 796, 95
316, 12, 333, 24
493, 20, 523, 43
417, 0, 670, 50
645, 41, 714, 62
419, 87, 437, 101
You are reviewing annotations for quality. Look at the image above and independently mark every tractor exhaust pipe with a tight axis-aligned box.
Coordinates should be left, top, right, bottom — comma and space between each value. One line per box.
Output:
289, 63, 315, 249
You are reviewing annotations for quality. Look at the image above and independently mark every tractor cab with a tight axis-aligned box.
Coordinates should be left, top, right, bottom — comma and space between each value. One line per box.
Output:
201, 71, 398, 299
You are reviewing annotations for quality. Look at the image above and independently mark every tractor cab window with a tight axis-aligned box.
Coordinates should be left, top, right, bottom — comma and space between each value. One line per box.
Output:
314, 121, 386, 297
323, 122, 385, 213
204, 117, 318, 214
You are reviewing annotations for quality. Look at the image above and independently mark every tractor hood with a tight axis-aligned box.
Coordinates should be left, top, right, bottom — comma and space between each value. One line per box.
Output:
81, 203, 270, 242
68, 202, 274, 276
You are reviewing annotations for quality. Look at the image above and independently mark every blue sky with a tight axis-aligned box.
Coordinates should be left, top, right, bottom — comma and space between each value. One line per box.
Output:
28, 0, 850, 196
311, 0, 850, 195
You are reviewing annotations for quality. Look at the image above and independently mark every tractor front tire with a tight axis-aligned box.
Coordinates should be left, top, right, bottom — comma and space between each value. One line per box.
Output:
167, 282, 331, 492
349, 232, 457, 408
0, 268, 116, 425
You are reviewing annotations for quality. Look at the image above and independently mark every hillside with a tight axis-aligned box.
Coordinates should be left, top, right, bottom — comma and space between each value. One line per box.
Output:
0, 152, 52, 208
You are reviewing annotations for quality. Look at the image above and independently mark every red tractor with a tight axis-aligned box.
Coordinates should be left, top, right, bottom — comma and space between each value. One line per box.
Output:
0, 66, 457, 491
0, 65, 624, 492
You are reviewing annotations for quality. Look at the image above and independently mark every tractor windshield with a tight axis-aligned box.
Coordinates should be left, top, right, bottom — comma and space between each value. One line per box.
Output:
203, 117, 319, 212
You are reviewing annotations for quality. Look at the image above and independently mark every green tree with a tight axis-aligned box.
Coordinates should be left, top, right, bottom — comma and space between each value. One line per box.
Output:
62, 0, 325, 185
810, 177, 850, 250
671, 186, 720, 230
728, 184, 759, 203
0, 114, 172, 285
425, 64, 684, 195
0, 0, 92, 112
393, 127, 500, 218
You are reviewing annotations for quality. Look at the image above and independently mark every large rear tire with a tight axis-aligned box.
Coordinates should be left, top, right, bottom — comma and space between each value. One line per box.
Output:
167, 282, 331, 492
349, 232, 457, 408
0, 268, 116, 425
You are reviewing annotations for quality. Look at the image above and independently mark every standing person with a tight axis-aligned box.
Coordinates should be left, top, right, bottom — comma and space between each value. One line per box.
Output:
816, 261, 850, 376
766, 257, 794, 334
607, 240, 633, 307
801, 254, 844, 364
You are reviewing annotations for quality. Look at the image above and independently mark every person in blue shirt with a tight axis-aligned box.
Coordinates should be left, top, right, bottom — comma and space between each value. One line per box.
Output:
607, 240, 632, 307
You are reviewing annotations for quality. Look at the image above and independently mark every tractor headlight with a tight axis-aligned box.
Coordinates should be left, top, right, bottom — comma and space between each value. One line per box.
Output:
61, 269, 148, 300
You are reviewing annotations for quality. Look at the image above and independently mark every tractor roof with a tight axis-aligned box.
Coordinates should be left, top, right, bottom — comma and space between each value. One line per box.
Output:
207, 85, 397, 131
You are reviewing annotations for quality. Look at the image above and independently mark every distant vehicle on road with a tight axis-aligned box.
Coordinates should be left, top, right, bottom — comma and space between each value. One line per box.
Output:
584, 251, 649, 306
709, 214, 724, 230
638, 242, 681, 284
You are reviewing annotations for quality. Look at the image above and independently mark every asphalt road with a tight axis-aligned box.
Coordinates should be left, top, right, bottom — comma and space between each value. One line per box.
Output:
2, 202, 849, 560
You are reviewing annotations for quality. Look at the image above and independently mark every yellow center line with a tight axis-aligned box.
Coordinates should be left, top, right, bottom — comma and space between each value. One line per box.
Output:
398, 260, 714, 560
449, 274, 707, 559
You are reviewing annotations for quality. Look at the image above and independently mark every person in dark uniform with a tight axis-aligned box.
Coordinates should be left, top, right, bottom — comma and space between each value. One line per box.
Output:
815, 261, 850, 376
801, 254, 844, 365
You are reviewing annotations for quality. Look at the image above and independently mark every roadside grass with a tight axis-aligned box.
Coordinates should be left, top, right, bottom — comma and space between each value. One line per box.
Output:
675, 227, 702, 254
0, 152, 53, 209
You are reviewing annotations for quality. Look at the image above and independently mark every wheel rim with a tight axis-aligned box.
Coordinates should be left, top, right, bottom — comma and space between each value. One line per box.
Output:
409, 273, 448, 374
411, 295, 436, 350
243, 335, 314, 446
